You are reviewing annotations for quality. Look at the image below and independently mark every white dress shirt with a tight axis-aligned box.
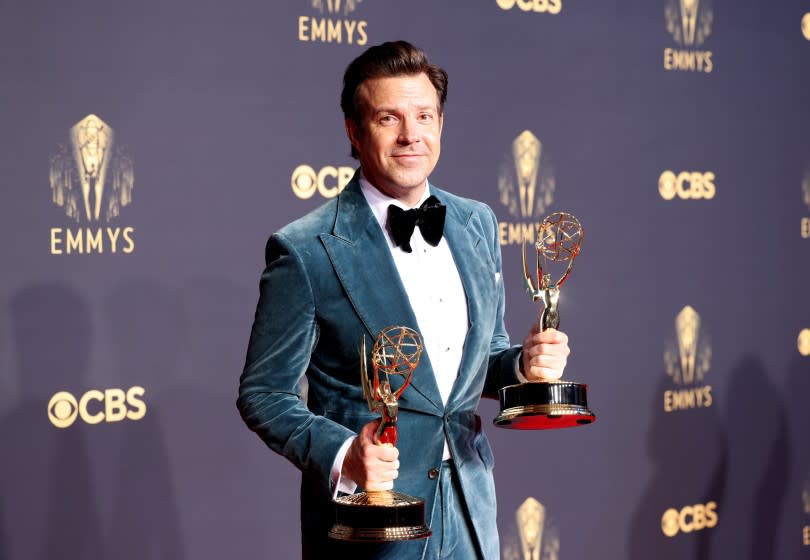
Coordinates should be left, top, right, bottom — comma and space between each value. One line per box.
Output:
330, 176, 469, 496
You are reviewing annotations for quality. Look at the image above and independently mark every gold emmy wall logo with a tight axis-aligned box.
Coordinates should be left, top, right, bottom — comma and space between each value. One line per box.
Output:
47, 386, 147, 428
658, 170, 716, 200
298, 0, 368, 45
663, 0, 714, 73
497, 130, 556, 246
502, 497, 560, 560
661, 500, 718, 537
801, 168, 810, 239
798, 329, 810, 357
291, 164, 354, 200
802, 474, 810, 546
495, 0, 562, 15
802, 13, 810, 41
663, 305, 713, 412
49, 114, 135, 255
804, 476, 810, 514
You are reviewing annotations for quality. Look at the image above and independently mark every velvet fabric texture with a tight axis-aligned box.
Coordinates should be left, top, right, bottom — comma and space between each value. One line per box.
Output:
237, 173, 522, 559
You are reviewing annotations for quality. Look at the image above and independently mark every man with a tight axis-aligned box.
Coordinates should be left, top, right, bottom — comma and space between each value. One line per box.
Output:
238, 41, 570, 559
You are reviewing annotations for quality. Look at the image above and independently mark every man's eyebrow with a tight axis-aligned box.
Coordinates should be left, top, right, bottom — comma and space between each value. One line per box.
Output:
371, 106, 398, 114
371, 104, 437, 114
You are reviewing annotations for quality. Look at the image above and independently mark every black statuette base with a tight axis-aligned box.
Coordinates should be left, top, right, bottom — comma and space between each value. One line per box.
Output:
329, 491, 431, 542
494, 380, 596, 430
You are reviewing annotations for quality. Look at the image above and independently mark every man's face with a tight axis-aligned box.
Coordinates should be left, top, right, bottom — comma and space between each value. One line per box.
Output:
346, 73, 443, 205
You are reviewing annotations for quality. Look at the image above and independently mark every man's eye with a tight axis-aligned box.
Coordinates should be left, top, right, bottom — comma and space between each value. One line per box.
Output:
419, 113, 433, 122
380, 115, 396, 124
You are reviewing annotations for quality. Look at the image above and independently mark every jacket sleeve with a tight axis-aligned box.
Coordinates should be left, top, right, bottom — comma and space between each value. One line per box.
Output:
237, 232, 356, 490
480, 204, 523, 399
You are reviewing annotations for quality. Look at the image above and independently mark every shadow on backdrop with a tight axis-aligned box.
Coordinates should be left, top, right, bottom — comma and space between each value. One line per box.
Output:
627, 373, 726, 560
709, 355, 789, 560
1, 283, 102, 560
0, 493, 6, 560
777, 355, 810, 560
169, 275, 295, 559
103, 279, 186, 560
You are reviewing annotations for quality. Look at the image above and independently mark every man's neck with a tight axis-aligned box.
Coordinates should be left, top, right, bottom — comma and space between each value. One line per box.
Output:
359, 172, 427, 208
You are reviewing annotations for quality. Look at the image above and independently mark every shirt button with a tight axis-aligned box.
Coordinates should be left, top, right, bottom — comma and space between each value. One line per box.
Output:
428, 468, 440, 480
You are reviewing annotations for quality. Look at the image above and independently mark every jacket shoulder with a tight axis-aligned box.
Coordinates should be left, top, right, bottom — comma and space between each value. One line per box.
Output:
432, 185, 499, 236
274, 199, 339, 246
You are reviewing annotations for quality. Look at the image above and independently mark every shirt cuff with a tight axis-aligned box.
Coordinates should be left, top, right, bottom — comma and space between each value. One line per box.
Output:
514, 347, 529, 383
330, 435, 358, 499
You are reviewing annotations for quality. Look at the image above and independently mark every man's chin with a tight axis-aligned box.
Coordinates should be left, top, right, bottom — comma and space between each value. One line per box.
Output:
393, 176, 429, 192
372, 176, 427, 202
395, 164, 435, 183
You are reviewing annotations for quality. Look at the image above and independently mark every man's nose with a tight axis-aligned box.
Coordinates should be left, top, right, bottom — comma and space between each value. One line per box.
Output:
397, 117, 420, 144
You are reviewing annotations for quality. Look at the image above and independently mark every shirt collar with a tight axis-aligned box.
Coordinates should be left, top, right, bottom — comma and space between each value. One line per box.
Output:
358, 172, 432, 232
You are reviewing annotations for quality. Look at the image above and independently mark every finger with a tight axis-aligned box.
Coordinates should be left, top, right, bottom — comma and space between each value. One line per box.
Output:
524, 341, 570, 360
527, 366, 564, 381
365, 480, 394, 492
359, 419, 382, 443
373, 445, 399, 463
359, 440, 399, 468
547, 329, 568, 344
368, 461, 399, 479
526, 353, 567, 372
531, 329, 567, 345
525, 354, 566, 380
360, 453, 399, 475
364, 467, 398, 482
364, 458, 400, 487
382, 444, 399, 458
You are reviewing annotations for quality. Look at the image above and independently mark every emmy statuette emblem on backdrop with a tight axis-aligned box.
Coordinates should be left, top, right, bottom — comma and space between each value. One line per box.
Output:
494, 211, 596, 430
329, 326, 432, 542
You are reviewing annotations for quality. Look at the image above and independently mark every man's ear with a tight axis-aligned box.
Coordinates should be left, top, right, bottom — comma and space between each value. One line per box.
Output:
345, 118, 361, 152
438, 112, 444, 134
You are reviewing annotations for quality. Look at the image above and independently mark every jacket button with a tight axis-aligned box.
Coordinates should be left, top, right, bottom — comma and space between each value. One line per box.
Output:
428, 468, 439, 479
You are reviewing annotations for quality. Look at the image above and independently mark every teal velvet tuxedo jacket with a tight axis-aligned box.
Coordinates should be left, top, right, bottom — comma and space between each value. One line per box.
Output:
238, 175, 522, 558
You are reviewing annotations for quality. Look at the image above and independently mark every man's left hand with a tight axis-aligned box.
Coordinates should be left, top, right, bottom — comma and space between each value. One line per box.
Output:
521, 326, 570, 381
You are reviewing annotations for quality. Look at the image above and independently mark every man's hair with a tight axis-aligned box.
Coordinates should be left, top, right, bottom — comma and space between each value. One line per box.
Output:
341, 40, 448, 158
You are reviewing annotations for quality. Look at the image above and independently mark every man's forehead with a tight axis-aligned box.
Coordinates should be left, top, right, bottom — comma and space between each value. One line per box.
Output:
356, 73, 440, 110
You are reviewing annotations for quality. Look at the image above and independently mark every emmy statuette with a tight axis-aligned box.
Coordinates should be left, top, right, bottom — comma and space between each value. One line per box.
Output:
494, 212, 596, 430
328, 326, 432, 542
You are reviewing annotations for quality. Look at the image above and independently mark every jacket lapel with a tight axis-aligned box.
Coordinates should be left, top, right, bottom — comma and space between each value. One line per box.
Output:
319, 176, 443, 414
432, 186, 494, 412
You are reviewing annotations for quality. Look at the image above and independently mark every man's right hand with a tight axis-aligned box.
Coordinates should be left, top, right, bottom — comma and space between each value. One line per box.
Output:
341, 419, 400, 491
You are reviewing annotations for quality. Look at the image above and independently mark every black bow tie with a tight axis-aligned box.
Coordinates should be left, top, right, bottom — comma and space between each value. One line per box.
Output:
387, 195, 446, 253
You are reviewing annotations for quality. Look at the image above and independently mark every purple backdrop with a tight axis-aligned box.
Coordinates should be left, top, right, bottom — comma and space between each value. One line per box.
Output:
1, 1, 809, 558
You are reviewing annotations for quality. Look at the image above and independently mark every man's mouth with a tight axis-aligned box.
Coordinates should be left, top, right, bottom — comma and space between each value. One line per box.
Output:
392, 152, 427, 158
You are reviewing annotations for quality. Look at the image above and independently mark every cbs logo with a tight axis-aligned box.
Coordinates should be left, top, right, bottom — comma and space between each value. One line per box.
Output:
496, 0, 562, 14
47, 387, 147, 428
659, 171, 717, 200
291, 165, 354, 200
661, 501, 718, 537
